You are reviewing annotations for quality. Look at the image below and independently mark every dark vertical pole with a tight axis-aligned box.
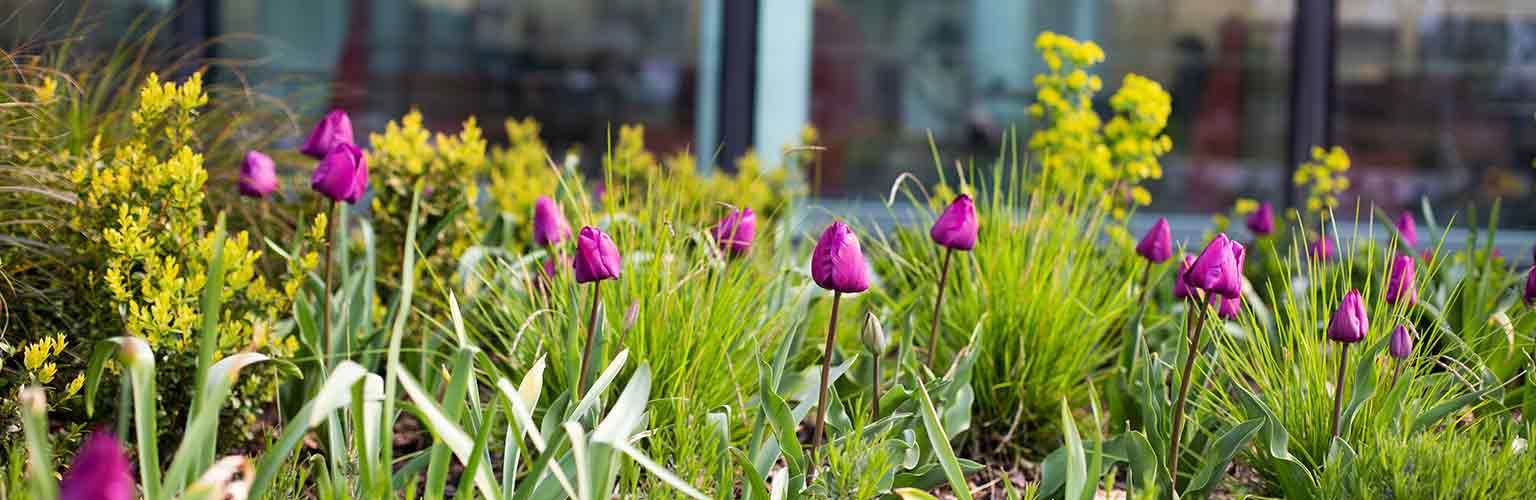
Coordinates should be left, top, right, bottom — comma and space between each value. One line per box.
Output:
1285, 0, 1337, 210
172, 0, 219, 78
717, 0, 759, 172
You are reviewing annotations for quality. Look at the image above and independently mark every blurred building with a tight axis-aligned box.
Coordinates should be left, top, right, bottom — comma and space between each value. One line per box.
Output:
5, 0, 1536, 225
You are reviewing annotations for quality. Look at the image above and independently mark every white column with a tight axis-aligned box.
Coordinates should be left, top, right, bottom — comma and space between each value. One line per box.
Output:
754, 0, 813, 170
696, 0, 723, 172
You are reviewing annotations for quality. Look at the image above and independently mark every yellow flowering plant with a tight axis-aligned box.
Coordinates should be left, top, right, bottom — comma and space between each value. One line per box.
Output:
1293, 145, 1353, 222
1027, 32, 1172, 220
57, 73, 294, 446
368, 110, 490, 284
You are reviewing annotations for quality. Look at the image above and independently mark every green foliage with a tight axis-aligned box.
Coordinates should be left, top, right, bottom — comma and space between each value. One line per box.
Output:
1321, 419, 1536, 499
872, 149, 1139, 454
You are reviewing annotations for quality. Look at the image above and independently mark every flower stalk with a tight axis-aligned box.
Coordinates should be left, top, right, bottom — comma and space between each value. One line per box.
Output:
576, 281, 601, 399
927, 247, 953, 368
811, 291, 842, 468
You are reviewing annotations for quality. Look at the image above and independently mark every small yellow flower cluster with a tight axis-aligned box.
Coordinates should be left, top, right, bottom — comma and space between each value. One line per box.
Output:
488, 117, 561, 223
1293, 146, 1352, 215
368, 110, 491, 282
1233, 198, 1260, 216
597, 124, 795, 223
67, 73, 289, 439
1027, 32, 1171, 220
8, 335, 85, 406
1105, 74, 1173, 209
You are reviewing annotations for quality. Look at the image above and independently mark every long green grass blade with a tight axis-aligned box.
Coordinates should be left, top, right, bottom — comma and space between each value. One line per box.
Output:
915, 378, 972, 500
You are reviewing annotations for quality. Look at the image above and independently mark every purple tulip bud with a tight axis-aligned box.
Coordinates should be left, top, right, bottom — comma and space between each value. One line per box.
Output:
1386, 254, 1417, 306
812, 221, 871, 294
1136, 217, 1173, 263
59, 431, 133, 500
1309, 237, 1335, 261
1173, 255, 1195, 299
1211, 293, 1241, 320
1395, 211, 1418, 248
1388, 325, 1413, 359
1246, 202, 1274, 236
532, 196, 572, 246
310, 143, 368, 203
1524, 267, 1536, 306
573, 226, 621, 283
1327, 289, 1368, 343
300, 109, 355, 159
1183, 233, 1241, 299
715, 207, 757, 256
238, 150, 278, 198
930, 194, 979, 251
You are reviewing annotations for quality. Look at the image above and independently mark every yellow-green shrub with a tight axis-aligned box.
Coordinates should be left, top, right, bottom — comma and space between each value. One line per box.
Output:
368, 110, 490, 281
62, 73, 294, 446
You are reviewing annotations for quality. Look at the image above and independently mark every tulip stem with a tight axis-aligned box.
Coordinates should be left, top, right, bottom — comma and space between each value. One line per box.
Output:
1168, 292, 1209, 482
812, 291, 842, 473
1331, 343, 1350, 440
322, 199, 336, 365
1389, 359, 1403, 391
577, 281, 601, 400
1135, 260, 1152, 307
871, 350, 882, 418
927, 248, 954, 369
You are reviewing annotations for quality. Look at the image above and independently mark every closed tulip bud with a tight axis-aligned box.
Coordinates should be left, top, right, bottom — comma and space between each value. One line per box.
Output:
1136, 217, 1173, 263
1173, 255, 1195, 299
715, 207, 757, 256
930, 194, 979, 251
238, 150, 278, 198
1327, 289, 1368, 343
1525, 267, 1536, 306
532, 196, 572, 246
1211, 293, 1241, 320
1309, 237, 1335, 261
1389, 325, 1413, 359
1246, 202, 1274, 235
573, 226, 621, 283
310, 143, 368, 203
1183, 233, 1241, 299
861, 311, 888, 353
300, 109, 355, 159
1395, 211, 1418, 248
812, 221, 871, 293
623, 300, 640, 332
1386, 254, 1417, 306
60, 431, 134, 500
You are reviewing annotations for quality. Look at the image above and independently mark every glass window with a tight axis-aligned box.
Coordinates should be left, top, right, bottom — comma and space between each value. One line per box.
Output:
1332, 3, 1536, 226
806, 0, 1297, 211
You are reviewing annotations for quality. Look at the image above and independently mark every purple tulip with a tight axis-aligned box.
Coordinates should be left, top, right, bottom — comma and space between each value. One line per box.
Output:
1173, 255, 1195, 299
1327, 289, 1368, 343
1525, 267, 1536, 306
812, 221, 871, 294
532, 196, 572, 246
1211, 293, 1241, 320
300, 109, 355, 159
573, 227, 621, 283
1182, 233, 1241, 299
1386, 254, 1417, 306
1309, 237, 1336, 261
714, 207, 757, 256
238, 150, 278, 198
1395, 211, 1418, 248
930, 195, 979, 251
1246, 202, 1274, 236
1389, 325, 1413, 359
310, 143, 368, 203
1136, 217, 1173, 263
59, 431, 133, 500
